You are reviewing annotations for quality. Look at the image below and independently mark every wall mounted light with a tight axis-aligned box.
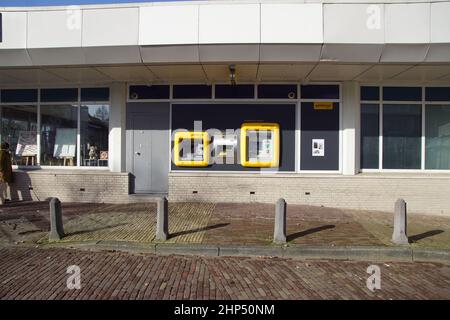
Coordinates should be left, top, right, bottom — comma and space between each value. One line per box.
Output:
229, 64, 236, 86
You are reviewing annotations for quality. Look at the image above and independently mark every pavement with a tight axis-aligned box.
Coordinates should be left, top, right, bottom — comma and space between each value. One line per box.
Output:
1, 246, 450, 300
1, 201, 450, 300
1, 201, 450, 250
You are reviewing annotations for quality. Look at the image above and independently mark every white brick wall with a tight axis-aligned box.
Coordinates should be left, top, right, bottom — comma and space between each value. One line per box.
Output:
169, 172, 450, 216
10, 170, 130, 203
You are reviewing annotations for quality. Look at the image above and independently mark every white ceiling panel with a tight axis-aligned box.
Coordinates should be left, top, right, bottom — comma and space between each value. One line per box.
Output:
259, 45, 321, 63
202, 64, 258, 82
199, 45, 259, 63
307, 64, 372, 81
147, 65, 207, 83
390, 65, 450, 81
83, 46, 141, 64
0, 69, 67, 85
380, 44, 430, 63
321, 44, 383, 63
354, 64, 414, 81
0, 49, 32, 67
257, 64, 315, 81
96, 66, 156, 82
46, 67, 112, 83
140, 45, 199, 64
27, 48, 85, 66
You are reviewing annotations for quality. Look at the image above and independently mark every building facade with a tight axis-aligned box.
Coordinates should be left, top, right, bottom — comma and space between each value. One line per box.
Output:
1, 0, 450, 214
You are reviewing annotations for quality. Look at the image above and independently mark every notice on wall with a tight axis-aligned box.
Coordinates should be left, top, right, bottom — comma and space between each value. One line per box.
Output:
312, 139, 325, 157
53, 128, 77, 158
16, 131, 37, 157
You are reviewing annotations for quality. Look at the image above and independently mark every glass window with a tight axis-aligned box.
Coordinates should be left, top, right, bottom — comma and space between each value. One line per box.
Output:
1, 89, 38, 103
129, 85, 169, 100
425, 105, 450, 170
301, 85, 339, 99
361, 86, 379, 101
215, 84, 254, 99
383, 104, 422, 169
383, 87, 421, 101
258, 84, 297, 99
425, 87, 450, 102
40, 104, 78, 166
173, 85, 212, 99
0, 105, 37, 166
41, 88, 78, 102
80, 104, 110, 167
81, 88, 109, 102
361, 104, 379, 169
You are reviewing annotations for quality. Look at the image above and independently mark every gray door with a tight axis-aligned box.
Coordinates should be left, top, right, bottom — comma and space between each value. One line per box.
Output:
127, 103, 169, 193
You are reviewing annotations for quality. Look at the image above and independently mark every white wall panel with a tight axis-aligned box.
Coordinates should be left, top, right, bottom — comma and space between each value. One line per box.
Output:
261, 4, 322, 44
0, 12, 27, 49
431, 2, 450, 43
82, 8, 139, 47
324, 4, 384, 44
199, 4, 260, 44
385, 3, 430, 43
27, 10, 82, 48
139, 5, 198, 45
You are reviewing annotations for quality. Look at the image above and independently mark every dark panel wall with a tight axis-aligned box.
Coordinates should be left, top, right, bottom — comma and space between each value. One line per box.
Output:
171, 104, 296, 171
300, 102, 340, 170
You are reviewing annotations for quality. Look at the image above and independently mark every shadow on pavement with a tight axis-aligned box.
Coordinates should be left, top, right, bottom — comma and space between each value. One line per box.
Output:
170, 223, 229, 239
409, 230, 444, 243
287, 224, 335, 242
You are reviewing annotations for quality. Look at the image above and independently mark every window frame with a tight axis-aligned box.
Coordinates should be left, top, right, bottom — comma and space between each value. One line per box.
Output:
360, 85, 450, 173
0, 86, 110, 170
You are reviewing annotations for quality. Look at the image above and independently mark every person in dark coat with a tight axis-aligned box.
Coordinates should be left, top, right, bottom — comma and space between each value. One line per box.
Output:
0, 142, 13, 204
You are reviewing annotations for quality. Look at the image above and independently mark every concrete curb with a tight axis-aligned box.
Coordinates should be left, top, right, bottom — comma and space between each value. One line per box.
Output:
37, 240, 450, 265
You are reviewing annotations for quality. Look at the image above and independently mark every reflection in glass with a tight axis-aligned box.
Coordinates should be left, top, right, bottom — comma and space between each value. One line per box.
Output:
0, 105, 37, 166
40, 104, 78, 166
80, 104, 110, 167
426, 105, 450, 170
383, 104, 421, 169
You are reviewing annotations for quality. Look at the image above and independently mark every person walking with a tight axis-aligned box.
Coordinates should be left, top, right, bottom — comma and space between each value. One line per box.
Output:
0, 142, 13, 205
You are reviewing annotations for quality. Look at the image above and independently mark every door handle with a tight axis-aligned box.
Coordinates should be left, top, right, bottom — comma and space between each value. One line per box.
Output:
135, 152, 141, 156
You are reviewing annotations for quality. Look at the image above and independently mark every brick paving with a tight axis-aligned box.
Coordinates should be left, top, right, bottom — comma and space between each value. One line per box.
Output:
0, 246, 449, 299
1, 201, 449, 248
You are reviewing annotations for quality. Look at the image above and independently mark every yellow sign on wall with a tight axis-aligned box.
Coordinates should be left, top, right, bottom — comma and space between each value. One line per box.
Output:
314, 102, 334, 110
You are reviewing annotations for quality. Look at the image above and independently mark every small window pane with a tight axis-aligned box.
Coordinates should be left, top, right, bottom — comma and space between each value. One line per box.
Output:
425, 87, 450, 102
129, 85, 169, 100
40, 104, 78, 166
215, 84, 254, 99
81, 104, 110, 167
173, 85, 212, 99
301, 85, 339, 99
425, 105, 450, 170
383, 87, 421, 101
41, 88, 78, 102
361, 104, 379, 169
0, 105, 37, 166
361, 86, 379, 101
1, 89, 38, 103
81, 87, 109, 101
258, 84, 297, 99
383, 104, 421, 169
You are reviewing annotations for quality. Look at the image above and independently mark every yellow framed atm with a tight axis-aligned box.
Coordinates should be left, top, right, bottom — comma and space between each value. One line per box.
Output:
240, 123, 280, 168
173, 131, 210, 167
